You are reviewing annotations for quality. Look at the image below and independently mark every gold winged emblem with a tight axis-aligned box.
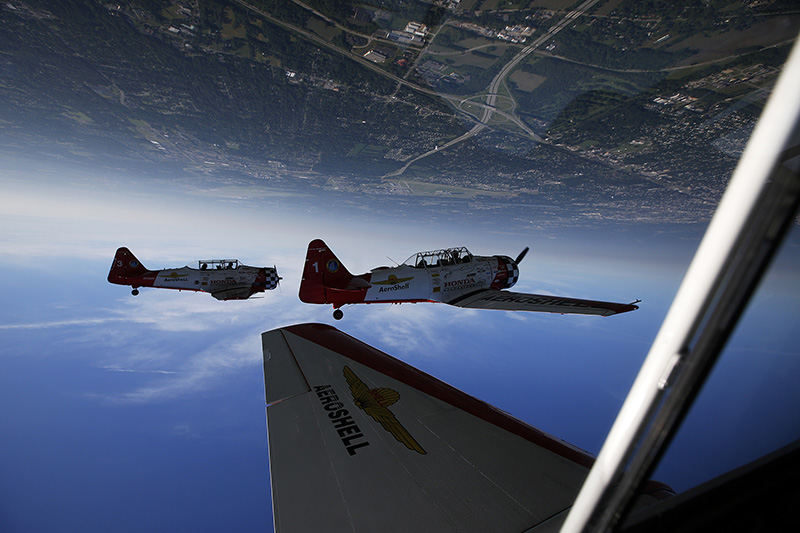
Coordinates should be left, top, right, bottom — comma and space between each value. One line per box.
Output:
343, 366, 426, 455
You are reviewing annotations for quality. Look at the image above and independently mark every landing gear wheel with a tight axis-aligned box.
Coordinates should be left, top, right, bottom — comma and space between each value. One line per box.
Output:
333, 309, 343, 320
131, 288, 139, 296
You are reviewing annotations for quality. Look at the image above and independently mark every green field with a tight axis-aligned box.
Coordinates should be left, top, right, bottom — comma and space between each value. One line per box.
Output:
509, 70, 547, 92
669, 16, 800, 66
447, 52, 498, 69
347, 143, 386, 157
307, 18, 341, 42
385, 179, 512, 199
221, 7, 246, 40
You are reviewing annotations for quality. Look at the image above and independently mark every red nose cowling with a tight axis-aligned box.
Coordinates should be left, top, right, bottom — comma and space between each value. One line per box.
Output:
490, 256, 519, 290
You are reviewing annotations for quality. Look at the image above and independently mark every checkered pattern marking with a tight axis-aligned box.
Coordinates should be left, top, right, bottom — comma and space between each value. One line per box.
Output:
265, 268, 281, 289
508, 263, 519, 286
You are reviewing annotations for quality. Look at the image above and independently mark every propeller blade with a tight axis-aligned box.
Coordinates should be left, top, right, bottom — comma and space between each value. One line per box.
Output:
514, 247, 529, 264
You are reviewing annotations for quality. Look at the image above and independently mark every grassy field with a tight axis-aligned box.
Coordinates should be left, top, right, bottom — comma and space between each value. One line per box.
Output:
669, 16, 800, 66
477, 0, 503, 10
446, 52, 499, 69
347, 143, 387, 158
509, 70, 547, 92
459, 99, 486, 118
455, 37, 496, 49
385, 179, 512, 199
593, 0, 625, 17
306, 18, 341, 42
221, 7, 246, 40
529, 0, 581, 10
489, 82, 517, 114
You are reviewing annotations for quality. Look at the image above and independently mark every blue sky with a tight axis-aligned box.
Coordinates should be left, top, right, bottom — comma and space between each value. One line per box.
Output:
0, 163, 798, 531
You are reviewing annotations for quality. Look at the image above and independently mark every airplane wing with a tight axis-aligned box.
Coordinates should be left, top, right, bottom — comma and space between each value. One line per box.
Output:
262, 323, 664, 532
209, 286, 254, 300
447, 289, 639, 316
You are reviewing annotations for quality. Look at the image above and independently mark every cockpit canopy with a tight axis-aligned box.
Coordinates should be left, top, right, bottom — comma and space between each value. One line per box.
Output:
403, 247, 473, 268
199, 259, 239, 270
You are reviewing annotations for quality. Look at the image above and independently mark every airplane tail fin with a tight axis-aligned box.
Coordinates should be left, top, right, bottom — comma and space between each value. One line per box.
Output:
299, 239, 354, 304
108, 247, 149, 284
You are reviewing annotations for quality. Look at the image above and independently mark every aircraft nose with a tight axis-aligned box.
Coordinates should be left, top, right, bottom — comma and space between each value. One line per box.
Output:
491, 256, 519, 289
503, 257, 520, 289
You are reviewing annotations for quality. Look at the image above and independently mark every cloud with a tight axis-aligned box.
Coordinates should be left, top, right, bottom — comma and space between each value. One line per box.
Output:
0, 317, 127, 330
100, 365, 176, 375
344, 303, 486, 359
107, 334, 263, 403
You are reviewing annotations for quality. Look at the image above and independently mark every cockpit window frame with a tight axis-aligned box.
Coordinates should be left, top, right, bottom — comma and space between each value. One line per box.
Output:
199, 259, 239, 270
402, 247, 473, 268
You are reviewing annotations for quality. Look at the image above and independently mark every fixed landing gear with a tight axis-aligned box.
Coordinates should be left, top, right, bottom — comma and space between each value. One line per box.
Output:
333, 309, 343, 320
131, 288, 139, 296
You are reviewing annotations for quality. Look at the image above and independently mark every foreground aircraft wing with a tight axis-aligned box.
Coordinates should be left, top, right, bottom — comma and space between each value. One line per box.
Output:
447, 289, 639, 316
262, 324, 669, 532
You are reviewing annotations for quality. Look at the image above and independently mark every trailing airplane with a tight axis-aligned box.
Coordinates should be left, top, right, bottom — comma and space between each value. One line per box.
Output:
299, 239, 639, 319
107, 247, 280, 300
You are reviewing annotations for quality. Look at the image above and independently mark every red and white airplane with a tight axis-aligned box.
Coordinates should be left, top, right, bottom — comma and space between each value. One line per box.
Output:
299, 239, 639, 319
108, 247, 280, 300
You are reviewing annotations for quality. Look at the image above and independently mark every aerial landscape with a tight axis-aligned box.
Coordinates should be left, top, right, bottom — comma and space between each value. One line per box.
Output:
1, 0, 798, 531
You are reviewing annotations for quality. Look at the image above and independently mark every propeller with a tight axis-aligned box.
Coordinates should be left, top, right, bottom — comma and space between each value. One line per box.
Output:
514, 246, 530, 265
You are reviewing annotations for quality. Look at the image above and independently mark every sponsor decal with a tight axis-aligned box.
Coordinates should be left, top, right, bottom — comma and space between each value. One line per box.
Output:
129, 260, 139, 268
116, 260, 123, 268
327, 259, 339, 273
210, 279, 237, 285
314, 384, 370, 456
378, 282, 410, 293
443, 278, 481, 290
373, 275, 414, 286
163, 271, 189, 282
343, 366, 426, 454
484, 293, 589, 308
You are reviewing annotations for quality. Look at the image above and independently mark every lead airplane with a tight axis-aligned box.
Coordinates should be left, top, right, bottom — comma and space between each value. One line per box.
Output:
299, 239, 639, 319
264, 33, 800, 533
107, 247, 280, 300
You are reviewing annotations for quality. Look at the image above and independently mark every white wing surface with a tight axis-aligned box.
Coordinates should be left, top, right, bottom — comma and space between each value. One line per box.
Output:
447, 289, 639, 316
262, 323, 596, 532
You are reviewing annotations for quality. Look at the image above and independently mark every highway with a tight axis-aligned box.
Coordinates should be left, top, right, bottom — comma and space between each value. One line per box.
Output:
387, 0, 602, 177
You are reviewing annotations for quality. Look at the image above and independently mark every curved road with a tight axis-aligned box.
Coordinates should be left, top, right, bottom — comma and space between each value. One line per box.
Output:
234, 0, 602, 176
386, 0, 602, 177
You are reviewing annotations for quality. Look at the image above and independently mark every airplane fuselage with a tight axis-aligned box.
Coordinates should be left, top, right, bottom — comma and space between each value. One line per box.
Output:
108, 248, 279, 300
303, 250, 518, 309
363, 256, 516, 305
148, 265, 273, 299
300, 239, 637, 319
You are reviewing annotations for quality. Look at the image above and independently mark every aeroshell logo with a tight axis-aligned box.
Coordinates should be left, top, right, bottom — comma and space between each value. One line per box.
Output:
327, 259, 339, 273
